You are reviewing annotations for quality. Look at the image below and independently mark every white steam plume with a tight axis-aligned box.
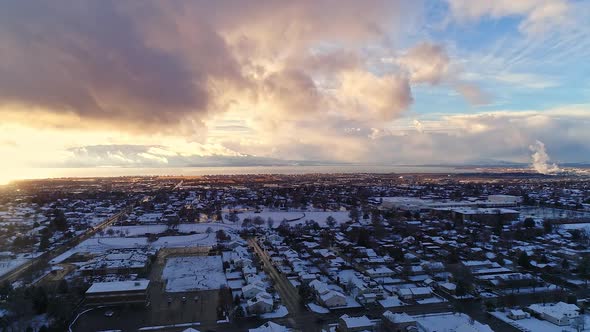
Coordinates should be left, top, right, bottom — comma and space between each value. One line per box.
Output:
413, 119, 424, 133
529, 140, 560, 174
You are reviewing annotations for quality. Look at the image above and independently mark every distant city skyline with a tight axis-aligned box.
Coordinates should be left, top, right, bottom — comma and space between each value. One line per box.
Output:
1, 0, 589, 182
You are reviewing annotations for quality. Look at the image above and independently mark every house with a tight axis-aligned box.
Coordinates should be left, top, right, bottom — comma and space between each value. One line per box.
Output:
365, 266, 394, 278
528, 302, 580, 326
397, 287, 432, 301
246, 292, 274, 314
438, 282, 457, 295
242, 282, 266, 299
249, 321, 290, 332
182, 328, 200, 332
298, 272, 317, 283
382, 311, 417, 332
320, 290, 347, 308
357, 293, 378, 305
243, 265, 257, 275
309, 279, 347, 307
338, 314, 374, 332
507, 309, 529, 320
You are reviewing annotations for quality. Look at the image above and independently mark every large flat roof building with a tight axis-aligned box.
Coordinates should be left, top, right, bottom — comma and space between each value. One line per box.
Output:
85, 280, 150, 306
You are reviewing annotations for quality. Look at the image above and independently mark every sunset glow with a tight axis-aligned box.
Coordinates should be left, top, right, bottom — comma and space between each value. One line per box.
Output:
0, 0, 589, 174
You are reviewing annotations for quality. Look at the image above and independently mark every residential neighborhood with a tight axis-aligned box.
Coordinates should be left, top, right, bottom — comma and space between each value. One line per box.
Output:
0, 172, 589, 331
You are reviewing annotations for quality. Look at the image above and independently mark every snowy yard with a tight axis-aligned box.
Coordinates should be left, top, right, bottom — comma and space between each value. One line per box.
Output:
162, 256, 227, 292
260, 305, 288, 318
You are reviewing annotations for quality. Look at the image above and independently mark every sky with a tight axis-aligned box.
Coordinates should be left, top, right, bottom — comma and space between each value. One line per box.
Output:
1, 0, 589, 182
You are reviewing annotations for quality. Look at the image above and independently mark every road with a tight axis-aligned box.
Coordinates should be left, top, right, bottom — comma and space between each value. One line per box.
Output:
0, 203, 133, 284
248, 238, 322, 331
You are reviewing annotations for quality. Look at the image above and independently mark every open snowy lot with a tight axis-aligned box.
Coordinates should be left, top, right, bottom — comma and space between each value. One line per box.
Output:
105, 222, 239, 237
0, 255, 30, 277
562, 223, 590, 231
50, 232, 219, 264
162, 256, 227, 292
235, 210, 350, 228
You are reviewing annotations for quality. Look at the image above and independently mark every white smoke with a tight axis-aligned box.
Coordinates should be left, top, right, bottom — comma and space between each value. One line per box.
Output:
529, 140, 560, 174
413, 119, 424, 133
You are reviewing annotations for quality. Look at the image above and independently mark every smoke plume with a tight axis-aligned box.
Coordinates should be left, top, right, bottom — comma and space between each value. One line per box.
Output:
529, 140, 560, 174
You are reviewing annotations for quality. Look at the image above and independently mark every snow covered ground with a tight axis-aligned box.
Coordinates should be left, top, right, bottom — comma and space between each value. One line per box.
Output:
562, 223, 590, 231
260, 305, 288, 318
0, 255, 30, 277
233, 210, 350, 228
162, 256, 227, 292
492, 310, 590, 332
378, 296, 406, 308
50, 232, 218, 264
105, 222, 240, 237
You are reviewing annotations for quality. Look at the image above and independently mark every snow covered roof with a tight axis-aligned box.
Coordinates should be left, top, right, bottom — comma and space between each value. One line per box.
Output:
249, 321, 289, 332
339, 314, 373, 328
509, 309, 526, 316
86, 280, 150, 294
319, 290, 345, 302
383, 311, 414, 323
528, 302, 580, 320
247, 292, 273, 307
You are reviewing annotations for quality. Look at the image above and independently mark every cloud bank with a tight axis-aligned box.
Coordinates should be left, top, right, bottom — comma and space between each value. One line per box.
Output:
0, 0, 427, 133
0, 0, 587, 170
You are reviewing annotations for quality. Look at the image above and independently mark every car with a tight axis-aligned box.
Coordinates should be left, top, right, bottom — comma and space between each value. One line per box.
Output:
181, 296, 187, 302
194, 296, 199, 302
167, 297, 172, 303
104, 310, 114, 317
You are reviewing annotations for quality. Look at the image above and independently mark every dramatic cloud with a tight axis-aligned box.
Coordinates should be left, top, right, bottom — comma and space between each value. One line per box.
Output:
0, 0, 586, 174
398, 43, 450, 84
0, 1, 217, 131
389, 42, 489, 105
0, 0, 422, 133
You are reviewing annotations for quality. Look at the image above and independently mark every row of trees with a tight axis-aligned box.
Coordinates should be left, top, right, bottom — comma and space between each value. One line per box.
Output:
0, 279, 85, 332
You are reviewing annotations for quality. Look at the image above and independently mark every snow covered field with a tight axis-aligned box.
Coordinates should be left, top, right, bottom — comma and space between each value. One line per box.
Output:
50, 232, 218, 264
162, 256, 227, 292
0, 255, 30, 277
233, 210, 350, 228
562, 223, 590, 230
105, 222, 240, 237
